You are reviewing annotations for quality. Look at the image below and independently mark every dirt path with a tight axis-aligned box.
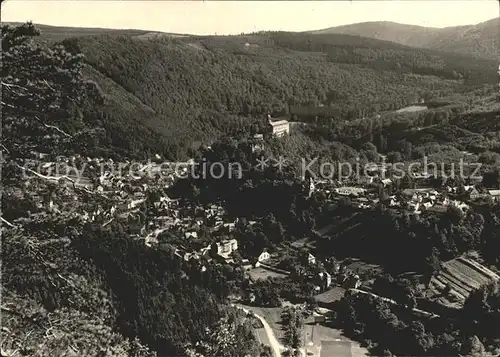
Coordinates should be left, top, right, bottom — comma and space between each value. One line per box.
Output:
233, 305, 284, 357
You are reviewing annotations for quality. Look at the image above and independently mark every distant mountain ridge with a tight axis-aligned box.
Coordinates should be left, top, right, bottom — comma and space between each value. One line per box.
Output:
4, 20, 498, 60
1, 22, 192, 43
310, 18, 500, 60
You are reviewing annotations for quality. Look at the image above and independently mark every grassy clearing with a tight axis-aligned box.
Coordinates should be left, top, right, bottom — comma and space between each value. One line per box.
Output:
247, 267, 288, 281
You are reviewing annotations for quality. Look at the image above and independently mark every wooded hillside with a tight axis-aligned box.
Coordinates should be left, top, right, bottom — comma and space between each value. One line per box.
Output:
53, 28, 497, 159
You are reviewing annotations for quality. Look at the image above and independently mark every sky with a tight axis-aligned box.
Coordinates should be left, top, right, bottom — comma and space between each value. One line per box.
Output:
2, 1, 499, 35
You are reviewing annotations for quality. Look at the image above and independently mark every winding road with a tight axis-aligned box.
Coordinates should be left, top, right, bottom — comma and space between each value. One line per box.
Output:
234, 305, 284, 357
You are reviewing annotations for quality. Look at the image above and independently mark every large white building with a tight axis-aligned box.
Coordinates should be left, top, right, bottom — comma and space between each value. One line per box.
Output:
267, 115, 290, 137
216, 239, 238, 259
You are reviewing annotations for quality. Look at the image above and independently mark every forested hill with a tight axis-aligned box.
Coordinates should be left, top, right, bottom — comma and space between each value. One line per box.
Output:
310, 17, 500, 60
5, 22, 489, 160
44, 27, 495, 160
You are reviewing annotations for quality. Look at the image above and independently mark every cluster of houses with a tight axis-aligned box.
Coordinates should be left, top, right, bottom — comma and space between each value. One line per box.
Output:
306, 254, 362, 292
29, 152, 500, 314
174, 238, 238, 263
398, 188, 470, 214
310, 171, 500, 214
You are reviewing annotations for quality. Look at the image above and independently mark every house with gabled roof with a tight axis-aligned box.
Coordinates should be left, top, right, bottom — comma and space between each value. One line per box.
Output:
467, 187, 481, 200
308, 253, 316, 266
257, 250, 271, 262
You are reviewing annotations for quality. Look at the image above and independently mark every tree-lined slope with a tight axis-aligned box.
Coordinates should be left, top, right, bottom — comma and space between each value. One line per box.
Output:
58, 30, 497, 159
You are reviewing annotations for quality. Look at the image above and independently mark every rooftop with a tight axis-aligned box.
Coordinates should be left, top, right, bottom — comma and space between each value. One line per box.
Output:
314, 287, 346, 305
268, 119, 289, 126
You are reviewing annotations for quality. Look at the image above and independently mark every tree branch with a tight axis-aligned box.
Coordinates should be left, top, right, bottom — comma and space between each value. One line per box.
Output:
0, 143, 10, 153
34, 116, 73, 138
1, 82, 28, 91
1, 101, 16, 109
1, 217, 17, 228
35, 238, 71, 247
1, 306, 25, 318
102, 218, 114, 227
42, 79, 56, 92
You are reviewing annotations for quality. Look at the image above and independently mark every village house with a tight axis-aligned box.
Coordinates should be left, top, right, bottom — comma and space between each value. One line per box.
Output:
346, 274, 362, 289
489, 190, 500, 202
380, 178, 393, 187
216, 239, 238, 259
334, 187, 367, 197
356, 197, 369, 204
31, 151, 49, 160
222, 222, 236, 233
251, 134, 265, 153
308, 253, 316, 266
152, 216, 178, 229
450, 200, 469, 212
388, 195, 399, 207
467, 187, 481, 200
318, 271, 332, 290
407, 201, 420, 213
183, 252, 200, 262
133, 191, 145, 199
152, 200, 169, 211
359, 175, 376, 185
99, 172, 113, 186
241, 259, 253, 271
426, 204, 448, 215
185, 231, 198, 239
257, 250, 271, 262
422, 201, 433, 210
209, 218, 222, 229
411, 172, 432, 180
437, 196, 450, 206
160, 195, 178, 204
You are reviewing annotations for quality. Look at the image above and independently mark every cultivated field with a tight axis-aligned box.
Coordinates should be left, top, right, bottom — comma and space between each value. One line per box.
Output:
427, 256, 500, 308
